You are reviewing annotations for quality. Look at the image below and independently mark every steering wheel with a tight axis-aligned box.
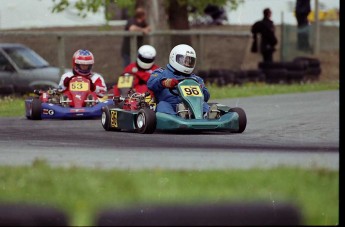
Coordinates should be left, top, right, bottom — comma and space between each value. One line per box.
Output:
169, 77, 200, 96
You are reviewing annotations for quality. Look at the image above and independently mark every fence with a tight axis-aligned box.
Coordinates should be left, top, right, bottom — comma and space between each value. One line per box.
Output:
0, 29, 251, 84
280, 24, 339, 61
1, 25, 338, 85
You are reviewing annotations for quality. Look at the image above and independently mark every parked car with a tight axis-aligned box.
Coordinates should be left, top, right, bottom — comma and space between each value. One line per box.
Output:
0, 43, 68, 95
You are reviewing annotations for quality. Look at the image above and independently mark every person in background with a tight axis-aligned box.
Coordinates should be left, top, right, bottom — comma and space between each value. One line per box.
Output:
147, 44, 218, 119
114, 45, 159, 96
121, 7, 151, 68
58, 49, 107, 98
295, 0, 311, 51
251, 8, 278, 63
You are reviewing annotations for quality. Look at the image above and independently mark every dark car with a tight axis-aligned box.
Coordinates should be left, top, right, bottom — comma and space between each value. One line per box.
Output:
0, 43, 66, 95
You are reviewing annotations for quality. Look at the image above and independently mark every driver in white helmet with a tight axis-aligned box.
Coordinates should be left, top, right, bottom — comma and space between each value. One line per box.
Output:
147, 44, 214, 118
114, 45, 159, 97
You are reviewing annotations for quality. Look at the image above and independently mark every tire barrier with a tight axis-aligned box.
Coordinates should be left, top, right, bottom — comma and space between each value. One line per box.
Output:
198, 69, 264, 86
197, 56, 321, 86
246, 69, 266, 83
292, 57, 321, 68
263, 69, 288, 84
258, 57, 321, 83
292, 57, 322, 82
0, 203, 69, 226
94, 202, 302, 226
0, 202, 302, 226
258, 61, 306, 71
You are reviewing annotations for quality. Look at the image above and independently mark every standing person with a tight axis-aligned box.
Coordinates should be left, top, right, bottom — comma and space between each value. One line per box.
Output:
251, 8, 278, 63
114, 45, 159, 96
121, 7, 151, 68
147, 44, 218, 119
295, 0, 311, 51
59, 49, 107, 98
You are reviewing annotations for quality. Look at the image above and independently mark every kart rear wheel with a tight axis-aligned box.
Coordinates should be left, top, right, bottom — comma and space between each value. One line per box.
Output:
30, 98, 42, 120
101, 105, 120, 131
230, 107, 246, 133
135, 108, 156, 134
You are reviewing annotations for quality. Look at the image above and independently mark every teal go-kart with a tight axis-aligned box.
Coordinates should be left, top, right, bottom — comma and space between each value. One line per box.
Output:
101, 78, 246, 134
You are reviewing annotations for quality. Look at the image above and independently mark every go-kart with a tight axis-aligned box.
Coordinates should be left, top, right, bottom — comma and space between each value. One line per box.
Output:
25, 76, 112, 120
113, 73, 139, 97
101, 77, 246, 134
112, 72, 154, 98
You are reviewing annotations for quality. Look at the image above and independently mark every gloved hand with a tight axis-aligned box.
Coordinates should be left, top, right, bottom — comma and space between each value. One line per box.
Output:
57, 86, 64, 93
63, 77, 71, 87
161, 78, 179, 88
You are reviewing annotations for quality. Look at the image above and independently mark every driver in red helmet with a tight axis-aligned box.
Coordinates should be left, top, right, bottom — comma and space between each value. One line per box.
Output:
58, 49, 107, 98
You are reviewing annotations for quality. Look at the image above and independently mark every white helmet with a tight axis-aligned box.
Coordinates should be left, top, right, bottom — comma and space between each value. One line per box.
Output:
169, 44, 196, 74
137, 45, 156, 69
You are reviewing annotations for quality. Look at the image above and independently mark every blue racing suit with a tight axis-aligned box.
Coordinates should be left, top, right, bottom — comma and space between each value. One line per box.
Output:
147, 64, 210, 115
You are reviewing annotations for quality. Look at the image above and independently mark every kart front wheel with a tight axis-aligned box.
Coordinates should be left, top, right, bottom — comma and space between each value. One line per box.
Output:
135, 108, 156, 134
230, 107, 246, 133
30, 98, 42, 120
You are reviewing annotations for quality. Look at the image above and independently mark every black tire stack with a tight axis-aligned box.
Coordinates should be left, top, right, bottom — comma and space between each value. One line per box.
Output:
198, 69, 265, 86
197, 57, 321, 85
292, 57, 322, 82
258, 57, 321, 84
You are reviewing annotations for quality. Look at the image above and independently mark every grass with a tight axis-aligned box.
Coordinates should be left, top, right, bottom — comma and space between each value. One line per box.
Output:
0, 81, 339, 117
0, 160, 339, 226
207, 81, 339, 99
0, 96, 26, 117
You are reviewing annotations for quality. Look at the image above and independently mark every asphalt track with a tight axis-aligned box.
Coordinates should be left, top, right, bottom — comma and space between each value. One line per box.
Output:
0, 90, 339, 170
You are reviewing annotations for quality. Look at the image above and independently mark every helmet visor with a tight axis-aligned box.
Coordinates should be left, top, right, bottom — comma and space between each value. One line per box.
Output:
76, 64, 92, 74
138, 54, 155, 63
176, 54, 196, 68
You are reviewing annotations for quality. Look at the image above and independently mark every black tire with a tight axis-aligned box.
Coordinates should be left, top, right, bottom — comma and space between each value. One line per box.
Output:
245, 69, 265, 83
305, 67, 322, 76
285, 71, 305, 84
30, 98, 42, 120
0, 203, 69, 226
221, 70, 236, 85
263, 69, 288, 84
197, 70, 209, 81
135, 108, 156, 134
95, 202, 301, 226
230, 107, 246, 133
233, 70, 248, 85
258, 61, 307, 71
258, 61, 286, 70
293, 57, 321, 68
101, 105, 120, 131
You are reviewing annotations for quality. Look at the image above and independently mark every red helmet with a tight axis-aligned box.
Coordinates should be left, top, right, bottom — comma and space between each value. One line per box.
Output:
72, 49, 94, 76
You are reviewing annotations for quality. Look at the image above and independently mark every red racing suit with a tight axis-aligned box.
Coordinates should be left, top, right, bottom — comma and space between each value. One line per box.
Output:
58, 71, 107, 98
114, 62, 159, 96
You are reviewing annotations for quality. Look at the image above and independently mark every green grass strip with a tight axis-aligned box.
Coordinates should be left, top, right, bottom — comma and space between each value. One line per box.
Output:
0, 160, 338, 226
208, 81, 339, 99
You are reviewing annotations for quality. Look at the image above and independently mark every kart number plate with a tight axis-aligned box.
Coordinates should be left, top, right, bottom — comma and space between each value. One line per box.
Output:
117, 75, 134, 88
70, 81, 89, 91
110, 110, 118, 127
180, 85, 202, 97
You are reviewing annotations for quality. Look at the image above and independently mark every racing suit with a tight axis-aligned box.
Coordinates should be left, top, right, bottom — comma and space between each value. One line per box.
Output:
58, 71, 107, 98
114, 62, 159, 96
147, 64, 210, 115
